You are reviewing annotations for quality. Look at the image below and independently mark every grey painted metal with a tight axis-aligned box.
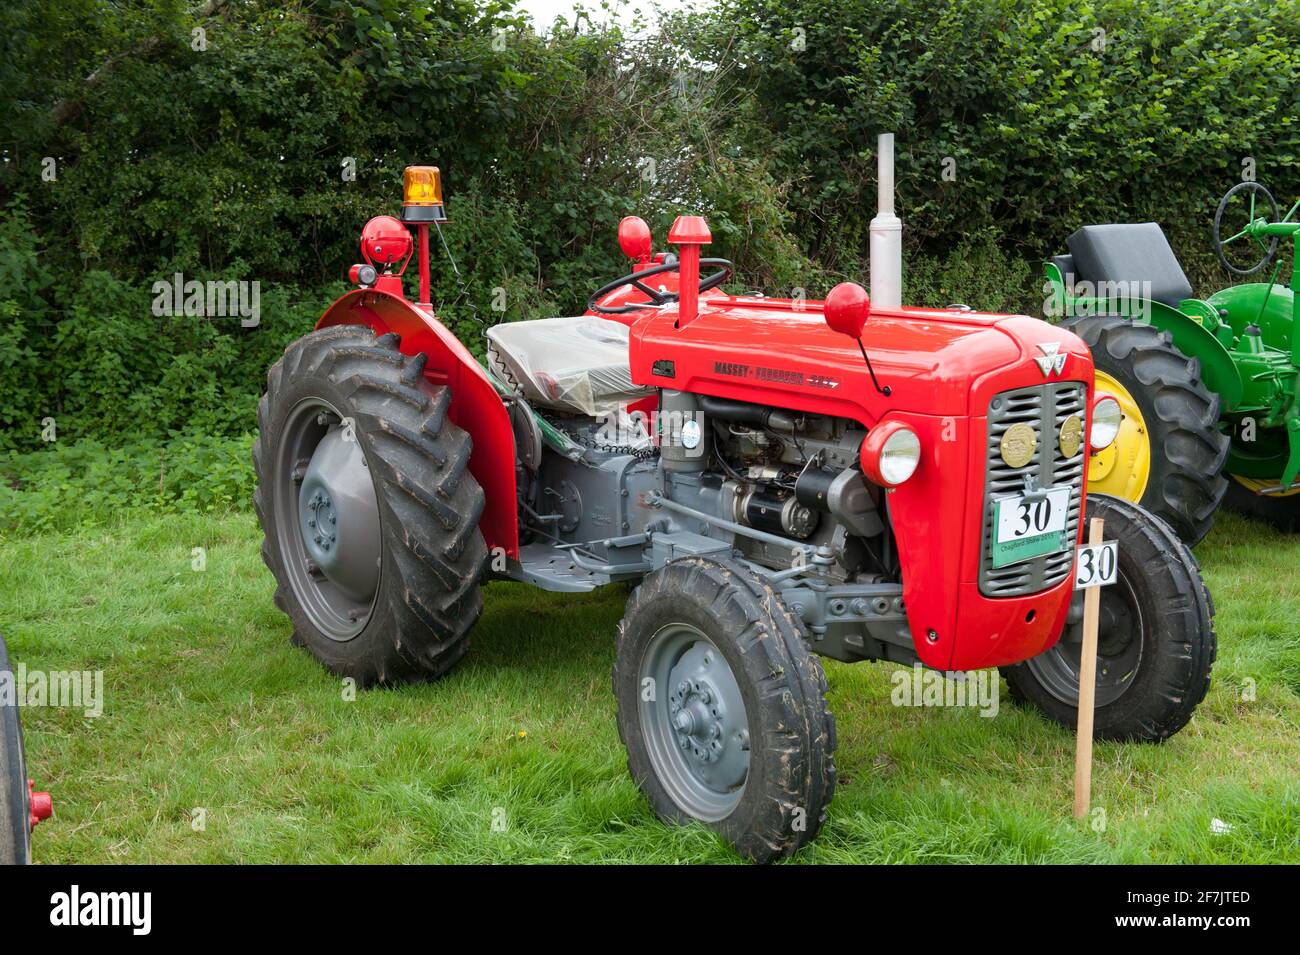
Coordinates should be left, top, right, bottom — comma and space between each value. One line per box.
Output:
639, 623, 749, 821
659, 389, 708, 473
644, 491, 817, 558
777, 579, 915, 663
274, 398, 380, 641
298, 428, 382, 603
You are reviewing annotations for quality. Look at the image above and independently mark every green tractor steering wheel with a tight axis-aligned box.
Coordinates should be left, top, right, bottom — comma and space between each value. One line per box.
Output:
1213, 181, 1282, 276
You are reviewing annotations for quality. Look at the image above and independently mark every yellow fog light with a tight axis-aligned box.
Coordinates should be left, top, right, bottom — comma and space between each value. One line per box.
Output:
402, 166, 448, 223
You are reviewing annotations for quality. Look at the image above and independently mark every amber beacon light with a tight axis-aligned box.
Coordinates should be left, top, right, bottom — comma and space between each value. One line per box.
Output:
401, 166, 448, 223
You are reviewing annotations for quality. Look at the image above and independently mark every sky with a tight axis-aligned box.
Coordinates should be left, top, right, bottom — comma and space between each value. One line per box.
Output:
512, 0, 703, 31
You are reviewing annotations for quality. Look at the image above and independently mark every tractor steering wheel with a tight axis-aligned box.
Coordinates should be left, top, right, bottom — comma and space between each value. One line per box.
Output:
1213, 181, 1281, 276
588, 258, 734, 315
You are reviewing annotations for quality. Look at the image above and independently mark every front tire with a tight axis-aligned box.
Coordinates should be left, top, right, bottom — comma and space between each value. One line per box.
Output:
1063, 314, 1228, 545
1001, 494, 1216, 742
254, 326, 488, 686
0, 636, 32, 865
614, 557, 836, 862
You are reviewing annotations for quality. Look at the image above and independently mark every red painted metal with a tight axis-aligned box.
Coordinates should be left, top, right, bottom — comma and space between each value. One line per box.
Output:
625, 293, 1093, 671
316, 289, 519, 559
28, 780, 51, 830
360, 215, 413, 271
667, 216, 711, 328
415, 223, 432, 308
618, 216, 653, 264
823, 282, 871, 338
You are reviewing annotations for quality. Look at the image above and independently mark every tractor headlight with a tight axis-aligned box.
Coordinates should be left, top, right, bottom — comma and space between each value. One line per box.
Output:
1090, 395, 1122, 450
861, 422, 922, 487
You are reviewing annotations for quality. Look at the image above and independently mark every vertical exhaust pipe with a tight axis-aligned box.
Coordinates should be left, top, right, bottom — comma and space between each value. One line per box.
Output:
869, 133, 902, 308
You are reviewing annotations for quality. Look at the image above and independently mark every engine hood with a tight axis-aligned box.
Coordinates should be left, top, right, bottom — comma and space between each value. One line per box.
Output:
627, 296, 1091, 424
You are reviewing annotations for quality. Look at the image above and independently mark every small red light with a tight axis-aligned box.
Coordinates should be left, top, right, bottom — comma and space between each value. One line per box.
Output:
360, 215, 414, 272
824, 282, 871, 339
618, 216, 653, 262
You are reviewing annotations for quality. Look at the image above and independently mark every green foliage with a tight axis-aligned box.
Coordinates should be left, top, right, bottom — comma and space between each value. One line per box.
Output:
697, 0, 1300, 266
1, 0, 1298, 475
0, 433, 255, 533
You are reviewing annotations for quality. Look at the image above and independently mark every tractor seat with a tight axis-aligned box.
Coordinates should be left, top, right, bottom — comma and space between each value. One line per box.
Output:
486, 315, 654, 417
1064, 222, 1194, 308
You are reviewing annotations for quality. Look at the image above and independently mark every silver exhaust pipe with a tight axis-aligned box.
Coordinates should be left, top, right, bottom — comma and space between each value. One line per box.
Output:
869, 133, 902, 308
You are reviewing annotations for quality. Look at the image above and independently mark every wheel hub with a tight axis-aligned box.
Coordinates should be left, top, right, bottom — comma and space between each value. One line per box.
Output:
670, 679, 727, 763
1029, 572, 1144, 708
661, 641, 749, 794
296, 423, 382, 606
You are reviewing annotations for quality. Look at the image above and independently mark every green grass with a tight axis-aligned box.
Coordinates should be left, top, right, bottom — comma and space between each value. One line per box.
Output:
1, 508, 1297, 864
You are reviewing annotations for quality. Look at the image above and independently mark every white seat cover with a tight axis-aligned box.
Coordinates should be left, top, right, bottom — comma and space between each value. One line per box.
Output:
486, 315, 653, 417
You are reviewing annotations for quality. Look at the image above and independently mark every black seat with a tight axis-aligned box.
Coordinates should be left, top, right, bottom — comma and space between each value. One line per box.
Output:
1064, 222, 1194, 308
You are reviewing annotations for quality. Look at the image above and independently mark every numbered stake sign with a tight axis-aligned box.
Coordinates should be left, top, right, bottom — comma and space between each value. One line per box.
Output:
1074, 541, 1118, 589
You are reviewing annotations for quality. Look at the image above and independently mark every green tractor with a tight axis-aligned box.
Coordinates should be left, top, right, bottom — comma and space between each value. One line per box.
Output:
1045, 182, 1300, 544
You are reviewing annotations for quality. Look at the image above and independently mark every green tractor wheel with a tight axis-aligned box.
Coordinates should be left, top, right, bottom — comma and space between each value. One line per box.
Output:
1062, 314, 1229, 545
1223, 426, 1300, 531
1224, 477, 1300, 531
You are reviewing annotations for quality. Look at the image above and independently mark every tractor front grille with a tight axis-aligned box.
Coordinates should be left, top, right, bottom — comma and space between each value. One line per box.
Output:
978, 382, 1086, 597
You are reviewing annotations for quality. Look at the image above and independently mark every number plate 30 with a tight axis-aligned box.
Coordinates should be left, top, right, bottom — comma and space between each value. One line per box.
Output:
1074, 541, 1118, 589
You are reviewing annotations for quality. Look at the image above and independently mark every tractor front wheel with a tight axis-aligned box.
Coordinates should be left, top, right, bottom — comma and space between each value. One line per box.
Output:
253, 326, 487, 686
1063, 314, 1228, 545
1001, 494, 1216, 742
614, 557, 836, 862
1, 636, 32, 865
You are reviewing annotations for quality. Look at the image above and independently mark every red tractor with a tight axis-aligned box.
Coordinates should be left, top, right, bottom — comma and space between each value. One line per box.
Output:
254, 149, 1216, 862
1, 635, 53, 865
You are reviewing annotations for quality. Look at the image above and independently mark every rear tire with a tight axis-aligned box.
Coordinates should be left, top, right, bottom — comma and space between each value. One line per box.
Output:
1001, 494, 1216, 742
0, 636, 31, 865
614, 557, 836, 862
254, 326, 487, 686
1062, 314, 1228, 545
1224, 477, 1300, 533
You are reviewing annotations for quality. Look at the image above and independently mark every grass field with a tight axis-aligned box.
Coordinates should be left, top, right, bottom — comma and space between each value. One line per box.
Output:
2, 507, 1297, 864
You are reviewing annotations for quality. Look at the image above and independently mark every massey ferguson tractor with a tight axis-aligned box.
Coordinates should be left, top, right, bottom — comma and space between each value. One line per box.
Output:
254, 137, 1216, 861
1045, 181, 1300, 544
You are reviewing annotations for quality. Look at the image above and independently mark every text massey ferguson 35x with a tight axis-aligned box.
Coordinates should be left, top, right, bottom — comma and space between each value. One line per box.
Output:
253, 139, 1216, 861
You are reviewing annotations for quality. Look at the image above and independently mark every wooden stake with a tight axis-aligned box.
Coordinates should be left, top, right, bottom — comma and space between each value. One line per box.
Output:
1073, 516, 1105, 820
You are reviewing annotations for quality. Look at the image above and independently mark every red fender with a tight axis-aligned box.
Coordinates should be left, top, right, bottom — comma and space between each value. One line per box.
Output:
316, 289, 519, 559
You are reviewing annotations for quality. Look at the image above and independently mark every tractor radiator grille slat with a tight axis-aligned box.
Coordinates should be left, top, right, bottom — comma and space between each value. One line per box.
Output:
979, 382, 1086, 597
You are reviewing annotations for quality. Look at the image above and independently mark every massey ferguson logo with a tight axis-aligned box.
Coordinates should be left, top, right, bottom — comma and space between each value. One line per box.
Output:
1034, 342, 1067, 377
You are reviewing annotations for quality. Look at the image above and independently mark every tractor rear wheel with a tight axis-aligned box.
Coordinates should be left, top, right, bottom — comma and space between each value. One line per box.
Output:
1, 636, 32, 865
613, 557, 836, 862
254, 326, 487, 686
1224, 475, 1300, 532
1000, 494, 1216, 742
1062, 314, 1228, 545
